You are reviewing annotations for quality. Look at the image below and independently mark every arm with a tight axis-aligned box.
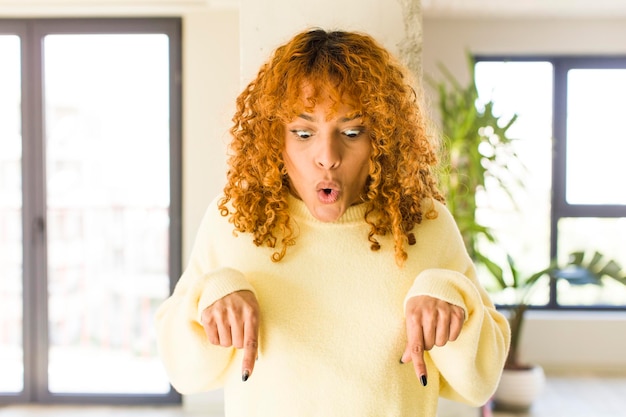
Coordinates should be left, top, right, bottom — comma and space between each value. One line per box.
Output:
155, 201, 257, 394
403, 202, 511, 406
405, 268, 510, 406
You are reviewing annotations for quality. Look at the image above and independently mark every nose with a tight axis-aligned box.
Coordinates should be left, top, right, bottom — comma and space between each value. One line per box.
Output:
315, 133, 341, 169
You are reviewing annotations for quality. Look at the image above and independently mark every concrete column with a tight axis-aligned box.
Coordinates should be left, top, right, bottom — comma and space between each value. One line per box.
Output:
239, 0, 423, 85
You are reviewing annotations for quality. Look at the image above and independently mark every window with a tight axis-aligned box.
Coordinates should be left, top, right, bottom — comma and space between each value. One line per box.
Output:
0, 18, 181, 404
474, 56, 626, 309
0, 31, 23, 395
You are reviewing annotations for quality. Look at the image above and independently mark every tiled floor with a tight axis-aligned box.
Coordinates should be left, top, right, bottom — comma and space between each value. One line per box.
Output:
0, 405, 198, 417
491, 372, 626, 417
1, 373, 625, 416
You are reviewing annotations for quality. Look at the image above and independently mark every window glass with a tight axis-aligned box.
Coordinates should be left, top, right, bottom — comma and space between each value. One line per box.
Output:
474, 61, 553, 297
474, 57, 626, 309
43, 33, 171, 394
566, 69, 626, 205
557, 217, 626, 306
0, 34, 23, 394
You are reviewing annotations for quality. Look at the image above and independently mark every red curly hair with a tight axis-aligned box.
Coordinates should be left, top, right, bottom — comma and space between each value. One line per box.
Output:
219, 28, 444, 266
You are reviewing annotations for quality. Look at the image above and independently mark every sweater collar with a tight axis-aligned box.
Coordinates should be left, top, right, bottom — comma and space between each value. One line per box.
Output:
287, 194, 369, 225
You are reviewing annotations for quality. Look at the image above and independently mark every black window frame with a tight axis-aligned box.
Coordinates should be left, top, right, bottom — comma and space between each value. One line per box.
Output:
0, 17, 182, 405
474, 54, 626, 311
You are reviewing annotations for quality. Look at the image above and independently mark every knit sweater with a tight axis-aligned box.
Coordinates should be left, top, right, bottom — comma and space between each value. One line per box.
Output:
155, 194, 510, 417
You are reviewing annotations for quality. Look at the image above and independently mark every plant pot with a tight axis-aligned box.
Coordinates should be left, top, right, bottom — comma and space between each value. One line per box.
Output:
493, 365, 545, 412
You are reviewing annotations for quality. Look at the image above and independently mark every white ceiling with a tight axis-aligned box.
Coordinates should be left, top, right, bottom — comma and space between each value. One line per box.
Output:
421, 0, 626, 18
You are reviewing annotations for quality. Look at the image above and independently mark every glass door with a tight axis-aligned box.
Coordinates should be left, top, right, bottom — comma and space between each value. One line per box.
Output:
0, 18, 181, 404
0, 33, 23, 395
43, 33, 173, 395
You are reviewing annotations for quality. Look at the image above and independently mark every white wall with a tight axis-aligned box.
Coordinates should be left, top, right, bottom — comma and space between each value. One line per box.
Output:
521, 311, 626, 372
238, 0, 413, 83
422, 17, 626, 94
180, 9, 239, 259
422, 16, 626, 373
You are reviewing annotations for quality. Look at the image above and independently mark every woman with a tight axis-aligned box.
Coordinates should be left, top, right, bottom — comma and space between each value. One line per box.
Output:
156, 28, 510, 417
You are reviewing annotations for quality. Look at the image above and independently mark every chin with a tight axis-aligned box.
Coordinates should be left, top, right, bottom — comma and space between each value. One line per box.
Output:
311, 204, 345, 223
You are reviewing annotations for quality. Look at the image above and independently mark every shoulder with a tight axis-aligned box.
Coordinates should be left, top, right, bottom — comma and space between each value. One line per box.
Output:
420, 197, 456, 227
413, 197, 464, 245
196, 194, 232, 231
407, 198, 472, 270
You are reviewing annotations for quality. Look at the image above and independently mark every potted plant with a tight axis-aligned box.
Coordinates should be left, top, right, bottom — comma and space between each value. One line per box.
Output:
428, 56, 626, 411
426, 54, 520, 260
427, 54, 536, 411
479, 250, 626, 411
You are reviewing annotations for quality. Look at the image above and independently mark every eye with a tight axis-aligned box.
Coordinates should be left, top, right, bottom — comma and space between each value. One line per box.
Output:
343, 128, 363, 139
290, 129, 313, 140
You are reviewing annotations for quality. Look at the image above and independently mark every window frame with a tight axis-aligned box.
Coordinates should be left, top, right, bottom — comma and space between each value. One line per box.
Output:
474, 54, 626, 311
0, 17, 182, 405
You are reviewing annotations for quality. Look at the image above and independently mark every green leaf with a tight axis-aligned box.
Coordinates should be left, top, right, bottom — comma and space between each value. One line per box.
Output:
587, 251, 604, 270
476, 252, 507, 290
598, 260, 624, 279
568, 251, 585, 265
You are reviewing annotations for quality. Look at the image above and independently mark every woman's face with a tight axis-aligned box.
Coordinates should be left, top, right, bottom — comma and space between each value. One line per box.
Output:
283, 94, 372, 222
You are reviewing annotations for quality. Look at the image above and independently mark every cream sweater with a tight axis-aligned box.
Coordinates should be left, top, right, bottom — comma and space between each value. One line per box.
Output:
155, 195, 510, 417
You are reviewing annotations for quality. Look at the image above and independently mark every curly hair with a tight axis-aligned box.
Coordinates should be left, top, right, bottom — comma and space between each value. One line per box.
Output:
219, 28, 444, 266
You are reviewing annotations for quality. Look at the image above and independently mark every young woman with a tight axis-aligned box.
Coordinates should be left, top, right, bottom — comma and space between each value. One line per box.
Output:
156, 28, 510, 417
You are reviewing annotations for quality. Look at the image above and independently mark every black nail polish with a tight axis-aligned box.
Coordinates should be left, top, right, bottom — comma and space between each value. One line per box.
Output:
242, 370, 250, 382
420, 375, 427, 387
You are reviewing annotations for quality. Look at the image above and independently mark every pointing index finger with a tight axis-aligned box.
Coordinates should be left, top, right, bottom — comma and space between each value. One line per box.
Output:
408, 320, 428, 386
241, 316, 259, 382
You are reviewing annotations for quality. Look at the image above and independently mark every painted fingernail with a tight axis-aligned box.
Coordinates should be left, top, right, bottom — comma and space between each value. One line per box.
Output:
399, 357, 404, 364
420, 375, 427, 387
242, 370, 250, 382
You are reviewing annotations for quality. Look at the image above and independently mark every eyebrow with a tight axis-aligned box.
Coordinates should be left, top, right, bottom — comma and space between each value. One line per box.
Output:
297, 113, 315, 122
296, 113, 362, 123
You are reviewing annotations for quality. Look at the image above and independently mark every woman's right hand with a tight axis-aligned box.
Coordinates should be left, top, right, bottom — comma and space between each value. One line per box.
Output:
200, 290, 260, 381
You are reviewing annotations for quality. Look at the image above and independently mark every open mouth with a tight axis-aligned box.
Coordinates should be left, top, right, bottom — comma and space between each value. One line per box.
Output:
318, 187, 339, 203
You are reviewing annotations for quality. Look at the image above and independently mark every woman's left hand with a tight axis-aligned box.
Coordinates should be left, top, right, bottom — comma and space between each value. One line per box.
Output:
401, 295, 465, 386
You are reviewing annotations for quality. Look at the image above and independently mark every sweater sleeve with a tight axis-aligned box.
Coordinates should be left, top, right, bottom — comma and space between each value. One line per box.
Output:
155, 200, 256, 394
403, 203, 511, 406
